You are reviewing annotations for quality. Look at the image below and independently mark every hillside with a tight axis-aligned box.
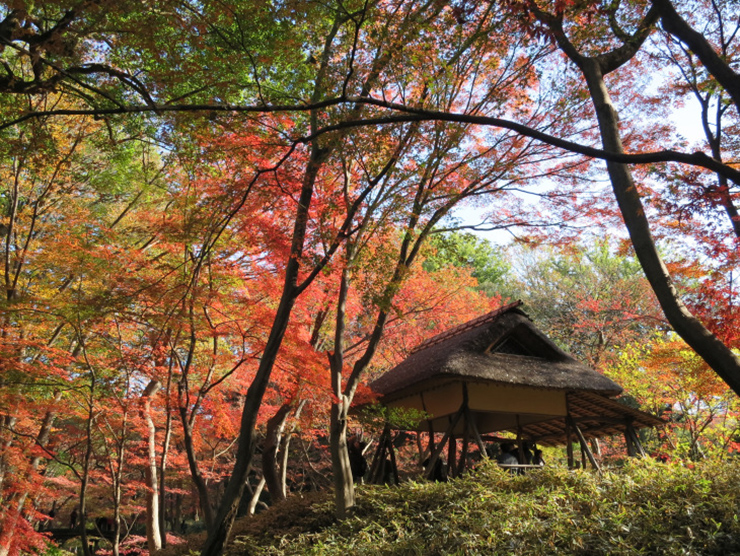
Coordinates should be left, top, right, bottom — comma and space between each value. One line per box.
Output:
166, 459, 740, 556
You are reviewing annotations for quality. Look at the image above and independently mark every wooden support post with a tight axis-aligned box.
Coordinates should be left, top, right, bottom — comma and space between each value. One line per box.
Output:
425, 406, 464, 480
387, 432, 400, 485
457, 383, 471, 473
459, 429, 469, 475
591, 437, 602, 457
569, 418, 600, 472
626, 423, 647, 457
516, 415, 525, 464
448, 435, 457, 478
369, 426, 390, 484
566, 423, 575, 469
624, 420, 636, 457
581, 444, 587, 469
465, 405, 487, 457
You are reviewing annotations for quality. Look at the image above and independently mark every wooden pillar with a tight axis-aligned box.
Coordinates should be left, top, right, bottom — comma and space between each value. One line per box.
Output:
416, 432, 424, 466
424, 406, 463, 480
591, 437, 602, 457
624, 419, 636, 457
369, 425, 390, 484
459, 429, 469, 475
626, 422, 647, 457
448, 435, 457, 478
516, 415, 526, 464
565, 422, 575, 469
387, 432, 400, 485
569, 417, 600, 472
565, 398, 575, 469
580, 444, 587, 469
461, 384, 476, 469
466, 405, 487, 457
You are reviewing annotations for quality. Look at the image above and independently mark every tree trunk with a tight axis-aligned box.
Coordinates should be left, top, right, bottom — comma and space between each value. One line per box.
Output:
247, 476, 266, 516
262, 403, 291, 503
578, 58, 740, 396
0, 415, 16, 498
79, 398, 95, 556
158, 356, 175, 546
158, 406, 173, 546
199, 141, 328, 556
653, 0, 740, 112
140, 379, 163, 552
329, 263, 356, 518
180, 408, 214, 531
330, 399, 355, 518
279, 400, 307, 497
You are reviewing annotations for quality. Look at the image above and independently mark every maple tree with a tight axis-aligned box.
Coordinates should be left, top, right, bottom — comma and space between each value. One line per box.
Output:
608, 336, 740, 461
4, 1, 740, 555
502, 240, 665, 369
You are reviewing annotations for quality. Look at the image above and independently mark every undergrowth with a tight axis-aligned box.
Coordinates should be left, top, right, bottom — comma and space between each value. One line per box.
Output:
223, 459, 740, 556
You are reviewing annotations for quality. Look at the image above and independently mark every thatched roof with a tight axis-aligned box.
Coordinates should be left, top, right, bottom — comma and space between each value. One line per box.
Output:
371, 301, 623, 400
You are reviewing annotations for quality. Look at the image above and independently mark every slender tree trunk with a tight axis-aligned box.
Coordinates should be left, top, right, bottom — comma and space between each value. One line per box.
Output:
262, 403, 291, 502
330, 401, 355, 517
247, 477, 266, 516
140, 380, 163, 552
279, 400, 307, 497
0, 415, 16, 499
200, 134, 330, 556
79, 394, 95, 556
158, 402, 173, 545
329, 265, 355, 518
180, 409, 214, 531
109, 411, 128, 556
579, 59, 740, 396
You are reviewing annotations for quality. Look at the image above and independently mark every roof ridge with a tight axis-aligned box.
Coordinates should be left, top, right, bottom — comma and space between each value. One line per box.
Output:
409, 300, 523, 354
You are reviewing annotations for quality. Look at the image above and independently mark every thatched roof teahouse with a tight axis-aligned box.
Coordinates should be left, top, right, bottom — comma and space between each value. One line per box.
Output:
367, 301, 663, 480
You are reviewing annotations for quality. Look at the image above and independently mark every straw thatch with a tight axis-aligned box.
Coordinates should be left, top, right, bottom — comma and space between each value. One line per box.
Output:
369, 301, 663, 445
371, 301, 622, 400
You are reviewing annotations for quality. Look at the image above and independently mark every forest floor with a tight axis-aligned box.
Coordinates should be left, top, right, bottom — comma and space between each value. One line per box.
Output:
161, 458, 740, 555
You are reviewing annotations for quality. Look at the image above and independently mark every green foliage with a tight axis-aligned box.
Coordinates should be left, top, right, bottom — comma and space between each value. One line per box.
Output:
356, 403, 428, 432
422, 231, 510, 295
225, 459, 740, 555
500, 240, 662, 368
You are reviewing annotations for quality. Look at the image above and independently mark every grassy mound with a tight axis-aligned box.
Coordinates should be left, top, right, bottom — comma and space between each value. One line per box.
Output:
225, 459, 740, 555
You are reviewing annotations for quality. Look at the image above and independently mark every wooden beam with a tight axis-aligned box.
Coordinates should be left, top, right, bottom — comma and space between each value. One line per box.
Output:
570, 416, 637, 426
626, 422, 647, 457
569, 418, 600, 472
448, 435, 457, 478
425, 406, 464, 480
465, 405, 488, 457
566, 422, 575, 469
369, 426, 390, 484
387, 431, 400, 485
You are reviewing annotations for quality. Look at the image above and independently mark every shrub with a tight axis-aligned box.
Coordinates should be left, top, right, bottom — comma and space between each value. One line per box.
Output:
226, 458, 740, 555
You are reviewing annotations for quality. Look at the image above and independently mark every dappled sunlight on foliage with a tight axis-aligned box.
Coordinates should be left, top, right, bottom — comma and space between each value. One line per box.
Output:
224, 459, 740, 556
